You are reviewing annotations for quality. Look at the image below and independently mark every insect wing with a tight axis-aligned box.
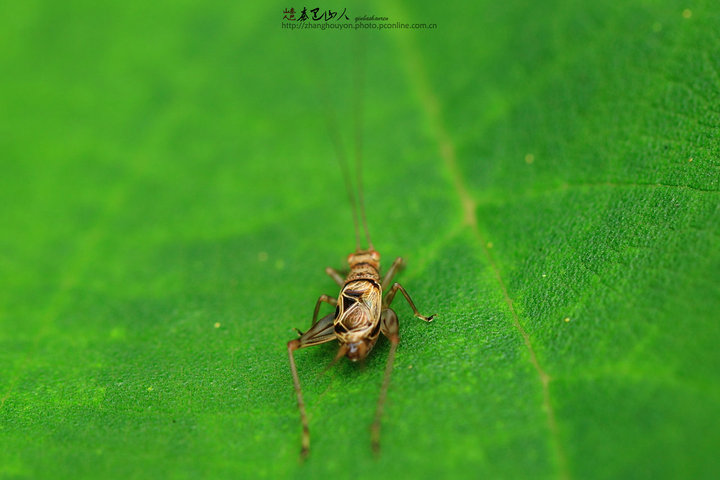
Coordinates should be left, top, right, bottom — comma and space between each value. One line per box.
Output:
337, 280, 381, 332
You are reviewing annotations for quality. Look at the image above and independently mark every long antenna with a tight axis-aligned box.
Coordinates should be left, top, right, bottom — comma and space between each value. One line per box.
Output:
325, 107, 361, 251
354, 34, 374, 251
311, 35, 373, 253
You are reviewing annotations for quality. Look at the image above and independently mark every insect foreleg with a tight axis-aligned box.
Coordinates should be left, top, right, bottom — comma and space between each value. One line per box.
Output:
311, 294, 337, 327
381, 257, 404, 290
371, 308, 400, 454
384, 283, 436, 322
325, 267, 345, 286
288, 312, 337, 459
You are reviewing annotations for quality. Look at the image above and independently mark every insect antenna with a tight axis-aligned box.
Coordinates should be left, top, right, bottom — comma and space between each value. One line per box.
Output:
313, 33, 374, 253
324, 106, 362, 251
353, 36, 374, 251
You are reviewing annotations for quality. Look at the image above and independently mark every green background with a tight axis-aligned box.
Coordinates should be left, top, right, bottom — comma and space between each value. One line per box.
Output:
1, 0, 719, 478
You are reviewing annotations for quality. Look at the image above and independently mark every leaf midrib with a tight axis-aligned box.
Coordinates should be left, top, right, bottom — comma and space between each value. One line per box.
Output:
391, 27, 571, 480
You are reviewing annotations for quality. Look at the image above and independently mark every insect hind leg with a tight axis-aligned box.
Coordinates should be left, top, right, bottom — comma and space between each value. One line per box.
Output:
288, 312, 338, 459
371, 308, 400, 455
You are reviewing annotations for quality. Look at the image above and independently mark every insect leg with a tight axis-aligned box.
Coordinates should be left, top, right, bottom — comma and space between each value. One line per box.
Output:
288, 312, 337, 459
384, 283, 436, 322
371, 308, 400, 454
381, 256, 404, 290
325, 267, 345, 286
311, 294, 337, 327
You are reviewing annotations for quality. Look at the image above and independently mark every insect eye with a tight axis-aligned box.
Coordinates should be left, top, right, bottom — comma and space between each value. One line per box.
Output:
371, 250, 380, 261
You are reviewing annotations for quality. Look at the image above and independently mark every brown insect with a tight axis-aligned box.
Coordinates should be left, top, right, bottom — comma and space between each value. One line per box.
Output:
286, 55, 436, 458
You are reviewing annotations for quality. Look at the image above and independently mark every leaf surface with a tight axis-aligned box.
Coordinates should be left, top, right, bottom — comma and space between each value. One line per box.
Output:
0, 1, 718, 479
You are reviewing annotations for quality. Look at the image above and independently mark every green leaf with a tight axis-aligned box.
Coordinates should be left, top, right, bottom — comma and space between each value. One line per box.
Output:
1, 1, 718, 479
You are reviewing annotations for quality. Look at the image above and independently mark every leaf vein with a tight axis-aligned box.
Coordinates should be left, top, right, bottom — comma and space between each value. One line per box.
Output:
395, 29, 570, 480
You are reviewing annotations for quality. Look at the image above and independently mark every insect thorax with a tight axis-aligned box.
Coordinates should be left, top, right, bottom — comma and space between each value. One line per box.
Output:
344, 263, 380, 284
